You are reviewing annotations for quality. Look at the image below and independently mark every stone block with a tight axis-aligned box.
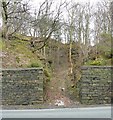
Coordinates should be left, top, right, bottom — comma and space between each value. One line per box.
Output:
78, 66, 112, 105
2, 68, 44, 105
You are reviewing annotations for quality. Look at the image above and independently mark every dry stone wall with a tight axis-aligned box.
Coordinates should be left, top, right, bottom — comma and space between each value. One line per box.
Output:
77, 66, 112, 105
2, 68, 43, 105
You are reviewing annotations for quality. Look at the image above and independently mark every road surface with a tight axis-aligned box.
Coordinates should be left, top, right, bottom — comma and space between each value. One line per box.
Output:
1, 106, 112, 118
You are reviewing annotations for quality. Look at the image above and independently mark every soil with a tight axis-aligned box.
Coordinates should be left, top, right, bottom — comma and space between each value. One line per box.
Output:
45, 53, 79, 108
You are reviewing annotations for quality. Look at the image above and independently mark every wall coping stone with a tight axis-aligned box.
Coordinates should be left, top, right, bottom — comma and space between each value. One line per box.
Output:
1, 67, 43, 71
81, 66, 113, 70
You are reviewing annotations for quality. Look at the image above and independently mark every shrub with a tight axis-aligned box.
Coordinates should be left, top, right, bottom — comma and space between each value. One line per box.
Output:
27, 60, 43, 68
44, 68, 51, 82
85, 57, 107, 66
90, 60, 102, 65
44, 68, 51, 77
15, 56, 20, 63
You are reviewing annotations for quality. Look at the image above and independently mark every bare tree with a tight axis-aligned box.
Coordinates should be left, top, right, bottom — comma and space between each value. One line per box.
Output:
30, 0, 65, 51
93, 0, 111, 43
110, 1, 113, 36
1, 0, 30, 39
65, 2, 79, 74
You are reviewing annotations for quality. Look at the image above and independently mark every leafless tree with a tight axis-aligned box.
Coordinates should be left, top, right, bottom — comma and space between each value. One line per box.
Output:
93, 0, 111, 43
1, 0, 30, 39
110, 1, 113, 36
30, 0, 66, 52
64, 2, 79, 74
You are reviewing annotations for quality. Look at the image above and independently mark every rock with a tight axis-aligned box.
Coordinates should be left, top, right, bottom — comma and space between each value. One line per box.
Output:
61, 87, 65, 92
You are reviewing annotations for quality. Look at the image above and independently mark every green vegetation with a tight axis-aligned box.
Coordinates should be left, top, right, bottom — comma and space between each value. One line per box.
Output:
2, 34, 52, 84
2, 35, 44, 68
85, 33, 112, 66
27, 60, 44, 68
85, 58, 111, 66
44, 67, 52, 81
0, 37, 6, 50
97, 33, 112, 59
0, 39, 2, 50
13, 33, 32, 41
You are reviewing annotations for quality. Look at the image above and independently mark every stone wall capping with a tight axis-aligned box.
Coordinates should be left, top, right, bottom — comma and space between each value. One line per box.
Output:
81, 66, 113, 69
2, 67, 43, 71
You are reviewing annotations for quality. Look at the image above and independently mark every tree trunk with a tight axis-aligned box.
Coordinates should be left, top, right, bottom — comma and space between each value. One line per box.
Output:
43, 46, 46, 57
69, 41, 73, 74
69, 29, 73, 74
2, 0, 8, 40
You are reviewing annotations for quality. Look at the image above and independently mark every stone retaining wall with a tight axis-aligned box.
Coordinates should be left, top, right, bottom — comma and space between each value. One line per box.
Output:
2, 68, 43, 105
78, 66, 112, 105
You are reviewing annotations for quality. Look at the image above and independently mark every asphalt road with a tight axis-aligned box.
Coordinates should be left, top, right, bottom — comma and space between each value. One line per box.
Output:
1, 106, 111, 118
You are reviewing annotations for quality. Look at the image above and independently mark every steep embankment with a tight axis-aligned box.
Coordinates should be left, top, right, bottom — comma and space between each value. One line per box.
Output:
1, 35, 79, 108
1, 35, 43, 69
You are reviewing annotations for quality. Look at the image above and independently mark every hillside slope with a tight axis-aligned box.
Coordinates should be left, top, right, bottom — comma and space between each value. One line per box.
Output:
1, 35, 44, 69
1, 35, 78, 107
